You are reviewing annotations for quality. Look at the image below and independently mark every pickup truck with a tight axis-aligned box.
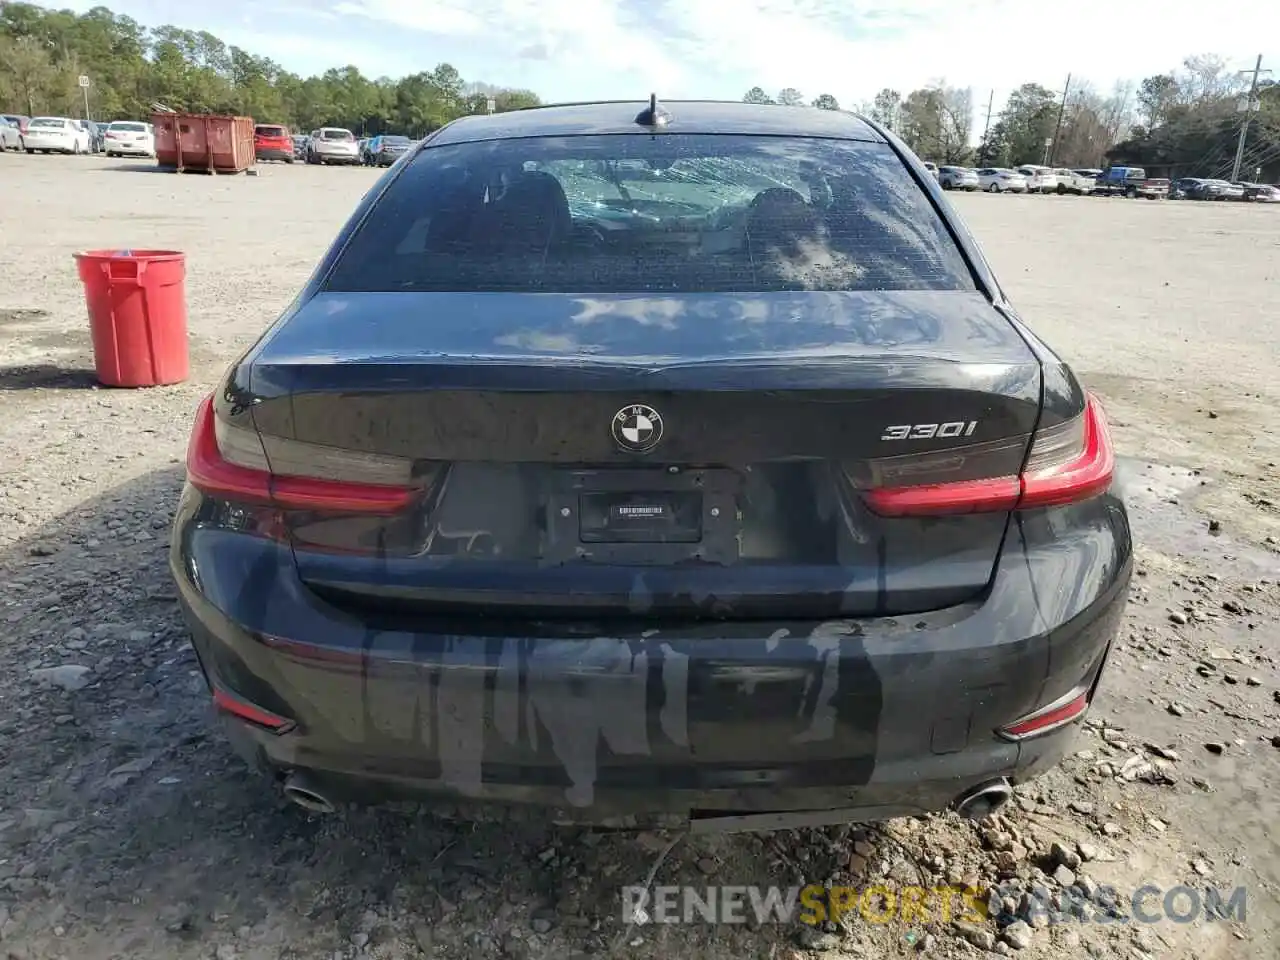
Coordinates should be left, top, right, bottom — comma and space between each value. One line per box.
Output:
1093, 166, 1169, 199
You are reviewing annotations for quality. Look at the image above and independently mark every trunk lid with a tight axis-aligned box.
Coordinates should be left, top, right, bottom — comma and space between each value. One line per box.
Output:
247, 290, 1042, 620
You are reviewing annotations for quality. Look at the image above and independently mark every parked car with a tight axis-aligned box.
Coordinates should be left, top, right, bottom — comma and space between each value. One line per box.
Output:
977, 167, 1028, 192
104, 120, 155, 157
171, 99, 1128, 827
938, 165, 980, 190
1, 113, 30, 138
0, 117, 21, 151
1242, 182, 1280, 202
1216, 181, 1246, 201
21, 116, 90, 155
1052, 168, 1095, 195
292, 135, 309, 160
307, 127, 360, 165
1092, 166, 1166, 198
254, 124, 295, 163
1016, 165, 1058, 194
365, 134, 414, 167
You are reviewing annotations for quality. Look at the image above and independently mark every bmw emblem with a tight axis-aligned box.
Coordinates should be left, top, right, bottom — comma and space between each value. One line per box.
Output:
611, 403, 664, 453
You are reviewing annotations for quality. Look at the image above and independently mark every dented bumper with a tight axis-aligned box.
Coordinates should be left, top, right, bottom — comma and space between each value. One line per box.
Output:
171, 489, 1130, 823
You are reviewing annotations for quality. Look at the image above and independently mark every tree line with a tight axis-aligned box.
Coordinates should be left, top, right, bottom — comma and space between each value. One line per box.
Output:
745, 56, 1279, 180
0, 2, 541, 136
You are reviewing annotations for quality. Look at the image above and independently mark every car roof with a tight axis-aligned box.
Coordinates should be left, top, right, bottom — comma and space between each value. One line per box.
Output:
428, 100, 887, 147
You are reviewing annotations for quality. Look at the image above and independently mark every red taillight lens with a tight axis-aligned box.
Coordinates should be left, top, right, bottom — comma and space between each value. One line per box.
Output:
863, 393, 1114, 517
212, 685, 294, 733
997, 686, 1089, 740
185, 394, 417, 514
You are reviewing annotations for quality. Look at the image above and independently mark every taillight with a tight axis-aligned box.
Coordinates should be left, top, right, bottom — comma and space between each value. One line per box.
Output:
862, 393, 1114, 517
997, 685, 1089, 740
185, 394, 417, 514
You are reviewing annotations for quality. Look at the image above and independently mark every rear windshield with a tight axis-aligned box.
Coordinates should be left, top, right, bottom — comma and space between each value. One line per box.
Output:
256, 125, 286, 136
321, 129, 354, 141
29, 118, 66, 129
381, 136, 411, 144
109, 122, 146, 132
326, 134, 975, 294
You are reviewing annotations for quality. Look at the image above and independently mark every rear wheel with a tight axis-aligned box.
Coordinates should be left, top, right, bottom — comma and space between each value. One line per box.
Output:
1125, 187, 1136, 198
989, 182, 1001, 193
1057, 183, 1067, 195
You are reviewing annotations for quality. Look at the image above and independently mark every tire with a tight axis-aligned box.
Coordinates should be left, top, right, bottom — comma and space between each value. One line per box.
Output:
1057, 184, 1067, 195
285, 157, 294, 164
1125, 187, 1136, 199
26, 148, 34, 154
990, 182, 1001, 193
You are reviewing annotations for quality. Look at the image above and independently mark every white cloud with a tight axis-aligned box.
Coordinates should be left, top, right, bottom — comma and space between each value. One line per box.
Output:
331, 0, 1277, 110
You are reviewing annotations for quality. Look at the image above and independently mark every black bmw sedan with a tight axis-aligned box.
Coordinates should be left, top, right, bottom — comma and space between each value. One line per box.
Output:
171, 100, 1130, 830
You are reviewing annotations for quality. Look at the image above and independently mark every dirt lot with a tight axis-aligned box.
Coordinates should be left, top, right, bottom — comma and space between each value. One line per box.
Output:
1, 153, 1279, 960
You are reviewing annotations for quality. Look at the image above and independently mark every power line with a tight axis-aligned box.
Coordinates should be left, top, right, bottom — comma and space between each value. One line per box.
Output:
1230, 55, 1272, 182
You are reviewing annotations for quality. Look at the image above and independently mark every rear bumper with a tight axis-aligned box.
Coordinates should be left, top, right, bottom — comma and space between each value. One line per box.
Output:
314, 151, 359, 164
256, 147, 293, 161
171, 490, 1131, 824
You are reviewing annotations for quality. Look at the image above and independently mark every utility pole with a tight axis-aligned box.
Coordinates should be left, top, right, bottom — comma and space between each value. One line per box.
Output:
1231, 55, 1271, 183
978, 89, 994, 165
1048, 73, 1071, 166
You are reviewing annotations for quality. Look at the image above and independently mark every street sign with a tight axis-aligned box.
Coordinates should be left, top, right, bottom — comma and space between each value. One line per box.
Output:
78, 75, 90, 88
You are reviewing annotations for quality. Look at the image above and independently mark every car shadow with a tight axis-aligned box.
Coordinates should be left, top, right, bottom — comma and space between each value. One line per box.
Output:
0, 465, 802, 959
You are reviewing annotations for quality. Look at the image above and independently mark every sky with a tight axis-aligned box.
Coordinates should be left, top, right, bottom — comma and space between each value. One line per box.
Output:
59, 0, 1280, 113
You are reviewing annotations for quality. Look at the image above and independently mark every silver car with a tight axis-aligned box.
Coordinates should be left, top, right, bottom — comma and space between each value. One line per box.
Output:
977, 167, 1028, 193
938, 165, 980, 191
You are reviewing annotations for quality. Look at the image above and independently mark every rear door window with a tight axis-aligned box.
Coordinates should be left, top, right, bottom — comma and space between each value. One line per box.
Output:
326, 133, 976, 294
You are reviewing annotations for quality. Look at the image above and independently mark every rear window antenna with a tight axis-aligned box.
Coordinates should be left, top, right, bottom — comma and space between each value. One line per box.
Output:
635, 94, 670, 128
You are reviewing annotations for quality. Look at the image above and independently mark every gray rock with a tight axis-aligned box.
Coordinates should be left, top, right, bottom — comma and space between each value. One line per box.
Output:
794, 927, 841, 951
955, 923, 996, 951
1168, 611, 1188, 625
1003, 919, 1034, 950
215, 946, 237, 960
1050, 841, 1081, 870
30, 664, 92, 691
1053, 865, 1077, 887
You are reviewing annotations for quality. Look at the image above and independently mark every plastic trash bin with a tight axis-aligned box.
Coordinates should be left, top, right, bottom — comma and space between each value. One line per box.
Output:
73, 249, 188, 387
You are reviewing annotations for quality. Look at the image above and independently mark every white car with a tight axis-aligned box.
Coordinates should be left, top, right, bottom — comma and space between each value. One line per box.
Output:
307, 127, 360, 165
1053, 168, 1096, 195
976, 168, 1028, 193
104, 120, 155, 157
0, 118, 21, 151
1016, 165, 1058, 194
22, 117, 90, 155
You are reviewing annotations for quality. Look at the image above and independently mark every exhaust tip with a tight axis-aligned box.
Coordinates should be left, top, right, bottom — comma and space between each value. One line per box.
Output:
283, 774, 336, 815
953, 779, 1012, 821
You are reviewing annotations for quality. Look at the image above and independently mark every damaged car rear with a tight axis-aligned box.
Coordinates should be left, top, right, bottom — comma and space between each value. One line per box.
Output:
171, 100, 1130, 831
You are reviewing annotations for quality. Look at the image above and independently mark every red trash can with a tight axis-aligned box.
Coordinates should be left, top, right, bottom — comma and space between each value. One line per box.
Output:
74, 249, 189, 387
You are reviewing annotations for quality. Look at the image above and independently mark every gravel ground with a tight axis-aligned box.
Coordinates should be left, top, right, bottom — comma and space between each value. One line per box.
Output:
1, 152, 1279, 960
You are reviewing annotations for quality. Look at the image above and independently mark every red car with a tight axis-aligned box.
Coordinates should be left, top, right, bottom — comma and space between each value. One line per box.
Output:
254, 124, 294, 163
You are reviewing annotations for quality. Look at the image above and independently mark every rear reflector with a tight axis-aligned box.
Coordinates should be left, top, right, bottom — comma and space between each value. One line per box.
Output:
997, 686, 1089, 740
212, 686, 295, 733
863, 393, 1114, 517
186, 394, 417, 514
